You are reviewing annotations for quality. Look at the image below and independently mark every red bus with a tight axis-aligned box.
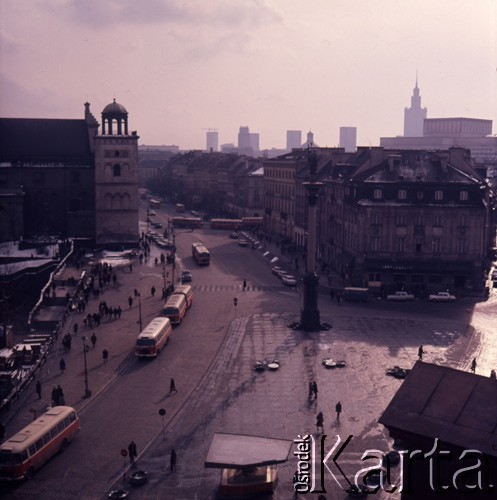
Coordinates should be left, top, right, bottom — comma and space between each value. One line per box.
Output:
135, 317, 172, 357
162, 294, 187, 325
241, 216, 263, 228
0, 406, 80, 480
210, 219, 242, 230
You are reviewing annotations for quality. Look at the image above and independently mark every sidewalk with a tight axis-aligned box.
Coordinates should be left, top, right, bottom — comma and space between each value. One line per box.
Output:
2, 251, 173, 436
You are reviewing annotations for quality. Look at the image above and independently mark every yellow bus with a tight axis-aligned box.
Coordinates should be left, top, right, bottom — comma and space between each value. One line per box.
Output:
0, 406, 80, 480
135, 317, 172, 358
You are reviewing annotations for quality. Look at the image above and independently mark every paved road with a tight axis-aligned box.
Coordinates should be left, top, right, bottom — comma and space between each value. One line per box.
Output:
2, 204, 493, 499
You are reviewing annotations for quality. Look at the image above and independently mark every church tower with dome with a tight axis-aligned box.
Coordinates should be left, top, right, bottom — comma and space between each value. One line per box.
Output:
94, 99, 139, 246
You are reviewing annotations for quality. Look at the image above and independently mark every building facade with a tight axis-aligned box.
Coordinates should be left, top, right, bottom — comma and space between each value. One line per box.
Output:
0, 100, 139, 246
339, 126, 357, 153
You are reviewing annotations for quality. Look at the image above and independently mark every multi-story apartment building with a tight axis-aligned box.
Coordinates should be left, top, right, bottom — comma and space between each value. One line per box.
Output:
323, 147, 493, 294
265, 146, 494, 294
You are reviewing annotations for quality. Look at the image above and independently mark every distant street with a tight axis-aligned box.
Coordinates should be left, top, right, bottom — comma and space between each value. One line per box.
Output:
2, 202, 496, 499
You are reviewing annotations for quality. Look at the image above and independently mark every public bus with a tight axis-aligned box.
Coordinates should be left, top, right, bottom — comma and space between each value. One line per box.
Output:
172, 285, 193, 309
193, 244, 210, 265
171, 217, 203, 229
0, 406, 80, 480
191, 241, 203, 257
149, 199, 161, 209
341, 287, 369, 302
210, 219, 243, 230
162, 294, 187, 325
175, 203, 186, 213
135, 317, 172, 357
241, 216, 263, 228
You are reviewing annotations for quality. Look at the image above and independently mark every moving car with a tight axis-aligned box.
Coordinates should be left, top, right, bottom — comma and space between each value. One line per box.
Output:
148, 210, 156, 216
229, 232, 239, 239
238, 239, 248, 247
151, 221, 163, 228
386, 291, 415, 301
181, 270, 192, 283
428, 291, 456, 302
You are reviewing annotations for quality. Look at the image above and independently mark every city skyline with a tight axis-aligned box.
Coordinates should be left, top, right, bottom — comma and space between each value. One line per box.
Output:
1, 0, 496, 150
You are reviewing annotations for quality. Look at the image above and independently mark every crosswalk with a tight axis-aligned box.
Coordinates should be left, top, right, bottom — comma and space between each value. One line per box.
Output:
191, 284, 291, 293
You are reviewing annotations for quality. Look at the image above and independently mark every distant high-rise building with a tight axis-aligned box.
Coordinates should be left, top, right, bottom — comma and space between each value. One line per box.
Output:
404, 76, 427, 137
286, 130, 302, 151
250, 133, 260, 154
339, 127, 357, 152
238, 126, 259, 156
206, 130, 218, 152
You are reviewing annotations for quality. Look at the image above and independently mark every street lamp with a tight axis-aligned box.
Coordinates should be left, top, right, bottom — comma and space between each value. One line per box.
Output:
137, 291, 142, 332
81, 336, 91, 398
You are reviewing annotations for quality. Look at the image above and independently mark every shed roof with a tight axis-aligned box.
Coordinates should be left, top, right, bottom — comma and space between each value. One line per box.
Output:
205, 433, 293, 469
379, 362, 497, 457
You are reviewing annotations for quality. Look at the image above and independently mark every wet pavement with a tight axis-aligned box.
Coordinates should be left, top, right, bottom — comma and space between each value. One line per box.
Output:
3, 232, 495, 499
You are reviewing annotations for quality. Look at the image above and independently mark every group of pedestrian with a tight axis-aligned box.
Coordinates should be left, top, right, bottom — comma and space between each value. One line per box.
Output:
308, 380, 318, 399
128, 439, 176, 472
51, 384, 65, 406
315, 402, 342, 433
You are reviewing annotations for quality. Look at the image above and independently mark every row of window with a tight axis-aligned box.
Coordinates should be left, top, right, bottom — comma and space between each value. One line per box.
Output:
370, 214, 468, 226
27, 412, 77, 458
369, 237, 466, 254
373, 188, 469, 201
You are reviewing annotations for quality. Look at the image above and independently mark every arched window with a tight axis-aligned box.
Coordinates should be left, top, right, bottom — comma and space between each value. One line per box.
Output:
113, 164, 121, 177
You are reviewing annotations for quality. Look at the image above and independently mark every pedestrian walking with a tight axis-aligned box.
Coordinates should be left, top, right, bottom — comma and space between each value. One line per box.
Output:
73, 322, 78, 335
35, 379, 41, 399
308, 381, 313, 399
59, 357, 66, 374
418, 345, 424, 361
336, 401, 342, 421
471, 357, 477, 373
169, 378, 177, 394
243, 279, 247, 291
128, 440, 137, 464
170, 448, 177, 471
102, 348, 109, 364
128, 296, 133, 308
312, 381, 318, 398
151, 286, 156, 297
91, 332, 97, 348
316, 411, 324, 432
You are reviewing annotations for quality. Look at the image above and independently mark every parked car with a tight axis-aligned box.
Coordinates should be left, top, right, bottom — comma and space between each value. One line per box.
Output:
148, 210, 156, 216
151, 221, 163, 228
281, 275, 298, 286
229, 232, 239, 239
155, 238, 174, 249
238, 239, 248, 247
271, 266, 283, 275
386, 291, 415, 301
428, 291, 456, 302
181, 270, 192, 283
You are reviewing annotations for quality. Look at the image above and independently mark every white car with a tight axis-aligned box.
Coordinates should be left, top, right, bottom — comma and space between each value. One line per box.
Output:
386, 291, 415, 301
429, 292, 456, 302
281, 275, 298, 286
238, 239, 248, 247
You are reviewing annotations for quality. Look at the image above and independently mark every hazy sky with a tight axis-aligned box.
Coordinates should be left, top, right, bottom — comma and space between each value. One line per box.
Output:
1, 0, 496, 150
